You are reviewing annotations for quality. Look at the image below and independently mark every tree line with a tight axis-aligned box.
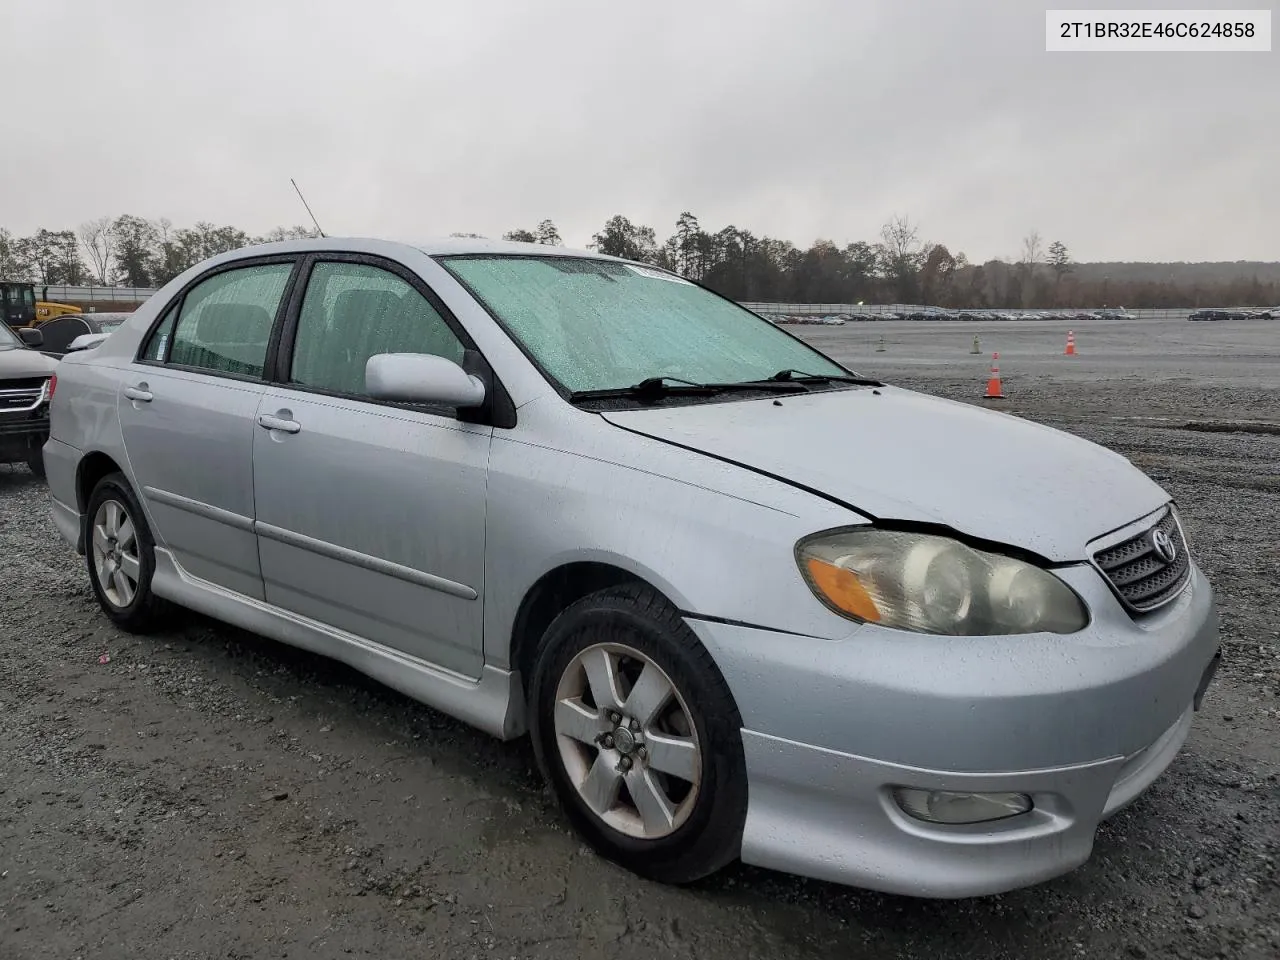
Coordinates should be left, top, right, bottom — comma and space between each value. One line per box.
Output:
0, 218, 321, 289
580, 216, 1276, 309
1, 213, 1274, 309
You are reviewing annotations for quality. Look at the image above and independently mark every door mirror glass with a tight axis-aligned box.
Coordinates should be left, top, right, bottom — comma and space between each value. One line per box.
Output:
365, 353, 486, 408
18, 327, 44, 348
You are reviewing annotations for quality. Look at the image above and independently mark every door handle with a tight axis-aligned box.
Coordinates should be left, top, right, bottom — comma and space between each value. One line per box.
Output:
257, 413, 301, 434
124, 384, 153, 402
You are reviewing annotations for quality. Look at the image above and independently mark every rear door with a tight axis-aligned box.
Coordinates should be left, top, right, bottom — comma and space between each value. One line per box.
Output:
118, 257, 298, 599
251, 255, 492, 678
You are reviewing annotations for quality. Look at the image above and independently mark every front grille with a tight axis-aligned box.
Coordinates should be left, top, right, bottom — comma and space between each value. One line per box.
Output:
1093, 509, 1191, 613
0, 377, 47, 391
0, 387, 44, 411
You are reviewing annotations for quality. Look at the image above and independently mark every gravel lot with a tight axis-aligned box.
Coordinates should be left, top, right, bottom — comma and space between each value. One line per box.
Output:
3, 315, 1278, 959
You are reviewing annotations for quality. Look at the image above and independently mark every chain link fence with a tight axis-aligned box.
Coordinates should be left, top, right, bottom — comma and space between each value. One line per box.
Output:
35, 285, 159, 303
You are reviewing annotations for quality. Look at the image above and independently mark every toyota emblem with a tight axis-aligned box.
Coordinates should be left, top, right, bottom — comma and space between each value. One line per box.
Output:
1151, 529, 1177, 564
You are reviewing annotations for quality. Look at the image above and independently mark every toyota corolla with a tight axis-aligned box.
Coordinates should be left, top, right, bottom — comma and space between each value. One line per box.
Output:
43, 237, 1220, 897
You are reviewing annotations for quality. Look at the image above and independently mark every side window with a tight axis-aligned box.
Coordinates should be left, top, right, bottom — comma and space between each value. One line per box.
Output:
166, 262, 293, 378
289, 261, 466, 397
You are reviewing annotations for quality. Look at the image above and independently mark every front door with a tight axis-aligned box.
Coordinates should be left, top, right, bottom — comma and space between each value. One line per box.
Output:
117, 258, 296, 599
251, 257, 491, 679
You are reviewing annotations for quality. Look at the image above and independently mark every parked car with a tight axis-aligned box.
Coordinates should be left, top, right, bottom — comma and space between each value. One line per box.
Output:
1188, 308, 1257, 321
64, 313, 136, 353
0, 321, 56, 476
28, 314, 98, 357
44, 237, 1221, 898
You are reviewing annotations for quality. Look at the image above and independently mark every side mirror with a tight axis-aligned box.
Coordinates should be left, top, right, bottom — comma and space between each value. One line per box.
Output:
67, 332, 109, 352
18, 327, 44, 348
365, 353, 486, 408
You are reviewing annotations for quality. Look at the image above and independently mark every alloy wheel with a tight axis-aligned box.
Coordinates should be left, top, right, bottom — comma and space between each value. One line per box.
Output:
92, 499, 140, 608
553, 642, 702, 839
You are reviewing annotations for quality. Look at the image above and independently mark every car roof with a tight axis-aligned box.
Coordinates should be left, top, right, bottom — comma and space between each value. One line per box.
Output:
222, 235, 627, 262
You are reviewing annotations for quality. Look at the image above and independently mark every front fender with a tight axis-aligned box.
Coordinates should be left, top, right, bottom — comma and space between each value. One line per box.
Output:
481, 429, 863, 667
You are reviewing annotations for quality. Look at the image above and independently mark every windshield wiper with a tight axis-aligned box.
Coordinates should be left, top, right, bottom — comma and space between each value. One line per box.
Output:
568, 375, 808, 404
766, 368, 884, 387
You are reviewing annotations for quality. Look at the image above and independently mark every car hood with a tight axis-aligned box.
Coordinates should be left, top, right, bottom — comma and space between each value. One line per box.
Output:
600, 385, 1168, 562
0, 346, 58, 379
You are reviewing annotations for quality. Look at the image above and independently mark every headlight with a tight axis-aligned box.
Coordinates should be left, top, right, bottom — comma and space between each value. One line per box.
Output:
796, 528, 1088, 635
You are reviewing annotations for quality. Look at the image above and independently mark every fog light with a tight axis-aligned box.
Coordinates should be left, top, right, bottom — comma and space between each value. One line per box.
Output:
893, 788, 1032, 824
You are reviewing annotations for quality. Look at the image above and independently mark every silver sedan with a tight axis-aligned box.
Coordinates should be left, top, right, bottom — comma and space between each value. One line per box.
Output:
44, 237, 1220, 897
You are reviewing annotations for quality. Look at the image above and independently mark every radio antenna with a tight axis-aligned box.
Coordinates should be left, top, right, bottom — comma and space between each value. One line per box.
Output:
290, 178, 326, 238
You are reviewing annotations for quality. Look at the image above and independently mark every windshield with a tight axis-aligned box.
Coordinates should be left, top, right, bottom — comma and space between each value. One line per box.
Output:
438, 255, 847, 393
0, 325, 22, 350
3, 286, 34, 307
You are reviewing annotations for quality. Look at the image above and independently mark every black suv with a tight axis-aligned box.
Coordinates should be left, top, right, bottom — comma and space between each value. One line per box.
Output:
0, 323, 57, 477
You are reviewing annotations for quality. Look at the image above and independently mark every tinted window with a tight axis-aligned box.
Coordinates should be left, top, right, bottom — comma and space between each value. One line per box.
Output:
167, 263, 293, 378
290, 261, 466, 396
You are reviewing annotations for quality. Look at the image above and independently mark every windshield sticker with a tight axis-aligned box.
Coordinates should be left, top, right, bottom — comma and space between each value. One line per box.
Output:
625, 264, 694, 285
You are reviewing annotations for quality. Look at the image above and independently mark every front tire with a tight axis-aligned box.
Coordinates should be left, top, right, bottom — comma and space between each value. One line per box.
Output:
85, 472, 170, 632
529, 583, 748, 885
26, 442, 46, 479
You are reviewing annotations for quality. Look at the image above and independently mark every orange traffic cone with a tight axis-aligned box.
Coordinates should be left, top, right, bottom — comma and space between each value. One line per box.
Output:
984, 352, 1005, 399
1064, 330, 1076, 355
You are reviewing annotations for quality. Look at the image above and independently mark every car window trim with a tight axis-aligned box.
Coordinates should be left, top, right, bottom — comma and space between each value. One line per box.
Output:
269, 251, 516, 427
261, 380, 468, 423
133, 254, 303, 382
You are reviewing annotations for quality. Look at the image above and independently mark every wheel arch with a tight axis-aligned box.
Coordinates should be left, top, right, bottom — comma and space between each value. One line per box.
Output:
509, 560, 680, 696
74, 450, 126, 553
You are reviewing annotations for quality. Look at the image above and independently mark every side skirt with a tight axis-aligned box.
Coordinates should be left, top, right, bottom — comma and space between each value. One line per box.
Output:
150, 547, 527, 740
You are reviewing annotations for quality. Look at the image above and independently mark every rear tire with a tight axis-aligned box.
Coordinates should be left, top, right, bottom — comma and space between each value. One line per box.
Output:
85, 472, 170, 633
529, 583, 748, 885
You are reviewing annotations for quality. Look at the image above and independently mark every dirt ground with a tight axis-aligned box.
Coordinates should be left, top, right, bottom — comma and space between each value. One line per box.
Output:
2, 316, 1278, 960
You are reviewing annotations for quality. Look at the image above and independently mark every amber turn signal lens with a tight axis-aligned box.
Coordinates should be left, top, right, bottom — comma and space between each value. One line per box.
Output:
804, 557, 881, 622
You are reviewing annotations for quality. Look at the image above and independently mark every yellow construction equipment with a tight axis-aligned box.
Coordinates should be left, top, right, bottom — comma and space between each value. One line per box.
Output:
1, 281, 82, 329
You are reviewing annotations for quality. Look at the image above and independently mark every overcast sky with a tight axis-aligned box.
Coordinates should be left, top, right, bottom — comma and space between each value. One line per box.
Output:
3, 0, 1276, 262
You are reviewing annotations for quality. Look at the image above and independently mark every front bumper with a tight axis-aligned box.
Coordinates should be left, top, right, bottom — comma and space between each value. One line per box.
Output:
688, 562, 1220, 898
0, 407, 49, 458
